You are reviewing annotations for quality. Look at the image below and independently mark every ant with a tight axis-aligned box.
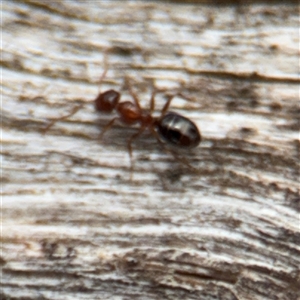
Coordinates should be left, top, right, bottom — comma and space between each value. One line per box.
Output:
95, 82, 201, 158
43, 68, 201, 171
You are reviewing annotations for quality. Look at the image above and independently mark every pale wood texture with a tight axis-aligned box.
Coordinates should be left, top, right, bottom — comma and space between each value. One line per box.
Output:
2, 1, 300, 300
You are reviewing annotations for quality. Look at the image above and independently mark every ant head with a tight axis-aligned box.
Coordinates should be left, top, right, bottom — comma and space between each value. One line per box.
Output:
95, 89, 120, 113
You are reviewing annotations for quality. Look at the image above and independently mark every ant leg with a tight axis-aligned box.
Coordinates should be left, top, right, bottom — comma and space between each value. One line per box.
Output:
149, 89, 156, 114
150, 128, 198, 172
126, 77, 142, 110
41, 104, 84, 134
93, 56, 109, 103
127, 126, 146, 172
98, 117, 119, 139
94, 49, 110, 98
161, 95, 175, 117
98, 68, 108, 88
98, 54, 108, 87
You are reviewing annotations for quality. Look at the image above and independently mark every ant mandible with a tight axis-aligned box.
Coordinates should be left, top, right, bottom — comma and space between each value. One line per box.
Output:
42, 67, 201, 170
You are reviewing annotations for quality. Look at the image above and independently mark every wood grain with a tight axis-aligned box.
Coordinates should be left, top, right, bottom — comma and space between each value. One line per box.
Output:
2, 1, 299, 299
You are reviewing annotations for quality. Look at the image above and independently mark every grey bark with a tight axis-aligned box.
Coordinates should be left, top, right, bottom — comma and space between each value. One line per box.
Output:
2, 1, 299, 300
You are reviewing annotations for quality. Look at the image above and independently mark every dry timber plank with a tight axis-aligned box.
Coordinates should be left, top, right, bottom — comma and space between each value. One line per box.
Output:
2, 1, 299, 299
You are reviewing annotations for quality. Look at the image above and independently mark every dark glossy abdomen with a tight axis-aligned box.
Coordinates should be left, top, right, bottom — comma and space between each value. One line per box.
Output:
157, 112, 201, 148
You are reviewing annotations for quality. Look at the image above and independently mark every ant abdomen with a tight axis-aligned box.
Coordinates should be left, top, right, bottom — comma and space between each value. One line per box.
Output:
156, 112, 201, 148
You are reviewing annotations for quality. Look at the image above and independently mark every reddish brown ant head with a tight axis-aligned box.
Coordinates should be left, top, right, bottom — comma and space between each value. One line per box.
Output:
95, 89, 120, 113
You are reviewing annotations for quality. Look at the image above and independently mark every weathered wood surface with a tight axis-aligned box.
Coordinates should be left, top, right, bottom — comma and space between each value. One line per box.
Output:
2, 1, 299, 299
